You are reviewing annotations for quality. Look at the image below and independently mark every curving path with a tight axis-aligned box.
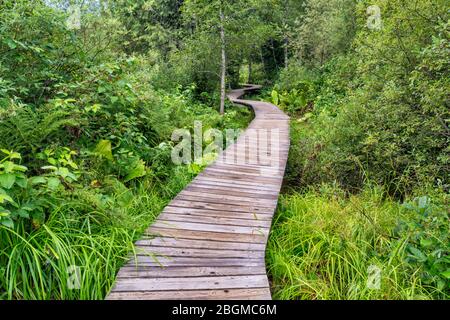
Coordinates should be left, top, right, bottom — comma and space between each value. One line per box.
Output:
107, 85, 290, 300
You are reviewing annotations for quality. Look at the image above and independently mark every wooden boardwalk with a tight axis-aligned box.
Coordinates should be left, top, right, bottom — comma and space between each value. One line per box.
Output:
107, 85, 290, 300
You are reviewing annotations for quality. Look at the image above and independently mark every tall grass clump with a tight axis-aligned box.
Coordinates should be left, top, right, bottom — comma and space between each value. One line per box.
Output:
267, 185, 449, 300
0, 175, 180, 300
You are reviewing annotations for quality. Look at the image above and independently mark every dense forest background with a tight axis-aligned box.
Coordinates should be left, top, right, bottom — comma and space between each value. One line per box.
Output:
0, 0, 448, 299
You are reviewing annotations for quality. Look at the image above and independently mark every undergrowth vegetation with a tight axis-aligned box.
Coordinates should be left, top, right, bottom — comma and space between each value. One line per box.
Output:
268, 186, 448, 300
266, 0, 449, 300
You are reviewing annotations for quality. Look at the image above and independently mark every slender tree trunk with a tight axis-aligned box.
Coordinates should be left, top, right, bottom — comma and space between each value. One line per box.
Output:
283, 0, 289, 68
248, 57, 252, 84
219, 8, 226, 115
284, 37, 289, 68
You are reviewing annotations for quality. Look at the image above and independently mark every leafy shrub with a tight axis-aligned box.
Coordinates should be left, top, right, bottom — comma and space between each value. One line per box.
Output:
276, 1, 449, 196
395, 196, 449, 293
0, 149, 78, 229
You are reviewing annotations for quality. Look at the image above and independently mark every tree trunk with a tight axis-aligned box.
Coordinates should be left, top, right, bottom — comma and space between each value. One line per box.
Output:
248, 57, 252, 84
219, 8, 226, 115
284, 37, 289, 68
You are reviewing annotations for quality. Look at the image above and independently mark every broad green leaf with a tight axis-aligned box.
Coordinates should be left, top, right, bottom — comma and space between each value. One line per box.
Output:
97, 86, 106, 94
1, 161, 15, 173
16, 209, 30, 219
271, 90, 279, 105
408, 246, 427, 262
4, 38, 16, 49
420, 238, 433, 248
9, 152, 21, 160
56, 167, 70, 178
47, 177, 61, 190
15, 176, 27, 188
1, 217, 14, 228
417, 196, 430, 209
124, 160, 147, 182
117, 189, 134, 207
440, 269, 450, 279
94, 140, 113, 161
13, 164, 27, 172
41, 165, 57, 171
92, 103, 102, 112
0, 194, 14, 204
0, 173, 16, 189
0, 209, 11, 217
30, 176, 47, 185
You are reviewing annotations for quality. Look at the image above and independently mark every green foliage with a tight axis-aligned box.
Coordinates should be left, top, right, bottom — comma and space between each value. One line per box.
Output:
93, 140, 113, 161
0, 148, 79, 230
396, 196, 449, 292
267, 185, 448, 300
268, 0, 449, 300
291, 0, 356, 66
270, 83, 314, 115
276, 0, 449, 196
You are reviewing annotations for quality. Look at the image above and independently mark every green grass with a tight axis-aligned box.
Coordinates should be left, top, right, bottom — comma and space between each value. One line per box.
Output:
267, 185, 448, 300
0, 167, 192, 300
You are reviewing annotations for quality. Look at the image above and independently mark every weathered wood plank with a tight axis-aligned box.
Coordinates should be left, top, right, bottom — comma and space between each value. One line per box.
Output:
134, 246, 265, 259
117, 266, 267, 278
168, 199, 275, 214
177, 191, 278, 204
107, 288, 271, 300
111, 275, 269, 292
151, 220, 269, 235
124, 256, 265, 267
135, 237, 266, 251
159, 213, 272, 228
146, 227, 266, 243
163, 206, 273, 221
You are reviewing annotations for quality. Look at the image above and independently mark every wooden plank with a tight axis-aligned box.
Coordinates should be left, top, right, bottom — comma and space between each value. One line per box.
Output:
107, 288, 271, 300
159, 213, 272, 228
174, 195, 278, 208
209, 163, 280, 173
189, 179, 279, 192
134, 246, 265, 259
163, 206, 273, 221
111, 275, 269, 292
124, 256, 265, 267
168, 199, 275, 214
189, 175, 279, 190
197, 171, 281, 184
146, 227, 266, 243
203, 167, 281, 178
151, 221, 269, 235
116, 266, 267, 278
185, 185, 279, 198
136, 237, 266, 250
178, 190, 278, 204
